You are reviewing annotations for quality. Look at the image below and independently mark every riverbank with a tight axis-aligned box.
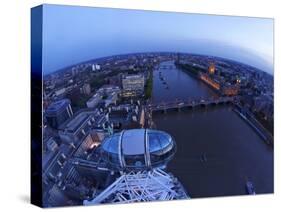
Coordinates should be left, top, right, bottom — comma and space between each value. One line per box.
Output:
176, 61, 273, 142
175, 62, 222, 96
233, 104, 273, 146
145, 71, 153, 100
174, 62, 205, 77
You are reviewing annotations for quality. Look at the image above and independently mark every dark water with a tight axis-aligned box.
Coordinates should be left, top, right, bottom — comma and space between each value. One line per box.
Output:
152, 61, 218, 103
152, 61, 273, 197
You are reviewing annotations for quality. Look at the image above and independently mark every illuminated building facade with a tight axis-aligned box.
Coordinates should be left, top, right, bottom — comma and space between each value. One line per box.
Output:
199, 72, 220, 90
199, 72, 239, 96
222, 85, 239, 96
208, 63, 215, 74
122, 74, 145, 97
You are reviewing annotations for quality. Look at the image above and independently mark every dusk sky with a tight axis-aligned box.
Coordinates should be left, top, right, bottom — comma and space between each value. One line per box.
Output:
42, 4, 274, 75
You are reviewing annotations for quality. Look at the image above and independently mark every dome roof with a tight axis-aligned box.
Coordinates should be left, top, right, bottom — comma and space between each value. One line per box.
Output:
101, 129, 176, 171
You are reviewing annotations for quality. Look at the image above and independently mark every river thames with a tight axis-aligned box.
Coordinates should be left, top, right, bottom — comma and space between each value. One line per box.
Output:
152, 61, 273, 197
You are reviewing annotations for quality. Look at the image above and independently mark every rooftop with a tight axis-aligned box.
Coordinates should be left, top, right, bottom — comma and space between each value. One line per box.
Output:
46, 99, 71, 114
122, 74, 144, 79
58, 108, 100, 132
64, 112, 90, 133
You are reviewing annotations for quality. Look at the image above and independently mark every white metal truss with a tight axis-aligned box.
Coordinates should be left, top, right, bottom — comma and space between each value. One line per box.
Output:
84, 168, 189, 205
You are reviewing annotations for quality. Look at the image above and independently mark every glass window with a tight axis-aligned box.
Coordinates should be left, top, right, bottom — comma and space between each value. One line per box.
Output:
161, 143, 174, 154
157, 133, 171, 149
148, 133, 161, 153
109, 153, 119, 165
107, 135, 119, 154
148, 131, 175, 165
102, 137, 111, 151
124, 154, 145, 167
150, 153, 161, 164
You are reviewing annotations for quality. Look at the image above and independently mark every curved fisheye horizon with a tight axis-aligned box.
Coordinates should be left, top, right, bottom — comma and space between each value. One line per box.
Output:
44, 49, 273, 76
42, 4, 273, 75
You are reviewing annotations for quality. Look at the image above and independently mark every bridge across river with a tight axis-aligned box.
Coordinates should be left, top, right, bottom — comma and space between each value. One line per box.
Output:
148, 96, 235, 112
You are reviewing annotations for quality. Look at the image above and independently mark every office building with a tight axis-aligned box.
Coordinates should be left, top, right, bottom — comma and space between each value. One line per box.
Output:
45, 99, 73, 129
122, 74, 145, 97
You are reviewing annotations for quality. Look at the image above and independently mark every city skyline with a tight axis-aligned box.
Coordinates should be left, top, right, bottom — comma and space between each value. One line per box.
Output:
42, 4, 274, 75
33, 5, 274, 206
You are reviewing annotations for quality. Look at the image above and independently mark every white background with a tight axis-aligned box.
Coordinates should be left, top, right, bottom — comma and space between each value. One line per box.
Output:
0, 0, 279, 211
